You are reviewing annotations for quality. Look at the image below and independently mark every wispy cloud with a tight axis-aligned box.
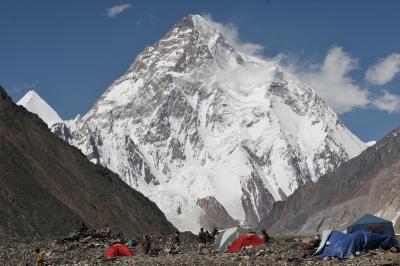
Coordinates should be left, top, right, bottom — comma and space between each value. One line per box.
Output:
372, 90, 400, 113
106, 4, 132, 18
296, 47, 369, 113
294, 47, 400, 113
10, 80, 40, 94
147, 14, 157, 20
202, 16, 400, 114
365, 53, 400, 85
203, 15, 264, 56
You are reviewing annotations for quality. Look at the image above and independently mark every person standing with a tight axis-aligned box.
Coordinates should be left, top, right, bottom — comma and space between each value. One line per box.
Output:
169, 231, 181, 254
262, 229, 270, 244
34, 248, 45, 266
211, 227, 219, 242
79, 222, 88, 236
205, 230, 212, 245
142, 235, 151, 254
116, 228, 124, 242
104, 224, 111, 238
198, 228, 207, 254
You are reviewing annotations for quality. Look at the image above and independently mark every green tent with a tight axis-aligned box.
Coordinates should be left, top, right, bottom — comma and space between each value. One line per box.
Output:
347, 214, 395, 236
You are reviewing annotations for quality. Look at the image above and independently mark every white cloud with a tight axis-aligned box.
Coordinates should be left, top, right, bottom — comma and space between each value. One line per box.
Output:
366, 53, 400, 85
106, 4, 132, 18
372, 90, 400, 113
297, 47, 369, 113
203, 15, 264, 56
198, 17, 400, 115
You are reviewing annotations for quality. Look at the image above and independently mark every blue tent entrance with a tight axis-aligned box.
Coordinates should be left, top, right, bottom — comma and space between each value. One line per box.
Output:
347, 214, 395, 236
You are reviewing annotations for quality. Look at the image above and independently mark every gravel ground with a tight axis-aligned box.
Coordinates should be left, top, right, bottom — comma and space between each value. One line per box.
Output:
0, 233, 399, 266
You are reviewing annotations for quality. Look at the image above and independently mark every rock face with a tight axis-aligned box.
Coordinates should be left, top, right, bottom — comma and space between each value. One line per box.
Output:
197, 196, 238, 230
258, 128, 400, 235
0, 87, 175, 237
51, 15, 366, 231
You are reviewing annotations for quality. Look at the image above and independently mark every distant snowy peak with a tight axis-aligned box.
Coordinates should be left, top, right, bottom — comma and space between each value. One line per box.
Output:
366, 141, 377, 147
17, 90, 62, 127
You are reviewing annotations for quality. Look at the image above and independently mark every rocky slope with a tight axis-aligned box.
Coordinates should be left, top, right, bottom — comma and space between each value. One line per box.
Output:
258, 128, 400, 235
0, 87, 175, 237
51, 15, 366, 231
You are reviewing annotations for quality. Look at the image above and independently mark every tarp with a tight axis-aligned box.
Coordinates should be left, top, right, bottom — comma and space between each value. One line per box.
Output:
347, 214, 395, 236
314, 229, 332, 255
316, 230, 399, 259
104, 244, 134, 258
214, 227, 253, 252
227, 233, 264, 253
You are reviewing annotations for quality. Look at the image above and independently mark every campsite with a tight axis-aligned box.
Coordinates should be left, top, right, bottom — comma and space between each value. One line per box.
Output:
0, 232, 399, 265
1, 1, 400, 265
1, 214, 399, 265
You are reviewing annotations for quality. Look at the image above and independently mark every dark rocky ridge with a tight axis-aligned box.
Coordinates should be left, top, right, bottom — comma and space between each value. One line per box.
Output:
258, 128, 400, 235
0, 87, 175, 237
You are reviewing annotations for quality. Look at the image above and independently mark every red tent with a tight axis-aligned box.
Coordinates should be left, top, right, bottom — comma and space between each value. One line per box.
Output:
104, 243, 134, 258
227, 233, 264, 253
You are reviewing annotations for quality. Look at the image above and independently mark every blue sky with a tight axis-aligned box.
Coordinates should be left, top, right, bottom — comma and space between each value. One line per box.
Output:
0, 0, 399, 141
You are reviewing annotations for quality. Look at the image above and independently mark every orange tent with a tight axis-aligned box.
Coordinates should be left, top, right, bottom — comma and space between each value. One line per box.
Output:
227, 233, 264, 253
104, 243, 134, 258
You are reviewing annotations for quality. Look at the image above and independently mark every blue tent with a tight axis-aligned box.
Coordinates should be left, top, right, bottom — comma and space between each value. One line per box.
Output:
316, 230, 399, 259
347, 214, 395, 236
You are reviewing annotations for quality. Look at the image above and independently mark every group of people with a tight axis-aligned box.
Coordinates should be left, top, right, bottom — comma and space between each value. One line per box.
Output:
197, 227, 219, 254
33, 222, 273, 264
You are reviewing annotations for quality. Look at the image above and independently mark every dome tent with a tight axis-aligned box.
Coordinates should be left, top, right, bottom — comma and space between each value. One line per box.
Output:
227, 233, 264, 253
104, 243, 134, 259
214, 227, 254, 252
347, 214, 395, 236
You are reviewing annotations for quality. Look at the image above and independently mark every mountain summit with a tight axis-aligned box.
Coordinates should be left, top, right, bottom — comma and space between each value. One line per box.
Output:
53, 15, 367, 231
17, 90, 62, 127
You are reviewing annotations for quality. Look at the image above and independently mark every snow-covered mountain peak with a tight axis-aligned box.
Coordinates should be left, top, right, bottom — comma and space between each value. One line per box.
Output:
17, 90, 62, 127
53, 15, 367, 232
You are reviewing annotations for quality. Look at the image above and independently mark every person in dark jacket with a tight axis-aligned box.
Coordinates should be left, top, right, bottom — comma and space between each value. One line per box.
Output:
205, 230, 212, 244
174, 231, 180, 246
211, 228, 219, 243
104, 224, 111, 238
198, 228, 207, 254
142, 235, 151, 254
116, 228, 124, 242
262, 229, 270, 244
311, 234, 321, 248
168, 231, 180, 254
79, 222, 88, 235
